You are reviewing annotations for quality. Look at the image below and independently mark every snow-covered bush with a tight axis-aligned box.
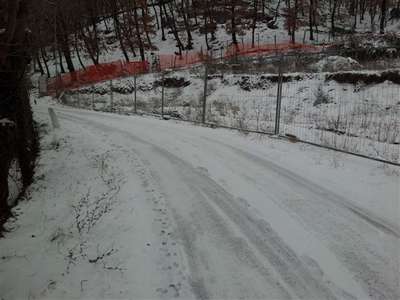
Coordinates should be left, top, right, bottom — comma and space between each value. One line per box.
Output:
311, 56, 361, 72
7, 159, 22, 207
313, 85, 332, 106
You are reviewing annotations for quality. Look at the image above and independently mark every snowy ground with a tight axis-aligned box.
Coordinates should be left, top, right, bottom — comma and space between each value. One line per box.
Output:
0, 98, 399, 299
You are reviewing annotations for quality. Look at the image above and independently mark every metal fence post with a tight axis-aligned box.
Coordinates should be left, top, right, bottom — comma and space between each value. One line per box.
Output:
134, 74, 137, 114
161, 71, 165, 118
48, 107, 60, 129
77, 93, 81, 108
202, 63, 208, 124
275, 55, 283, 136
110, 79, 114, 112
92, 85, 95, 110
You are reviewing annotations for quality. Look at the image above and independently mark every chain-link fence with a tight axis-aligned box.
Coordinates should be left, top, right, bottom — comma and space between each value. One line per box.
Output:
279, 72, 400, 164
59, 51, 400, 165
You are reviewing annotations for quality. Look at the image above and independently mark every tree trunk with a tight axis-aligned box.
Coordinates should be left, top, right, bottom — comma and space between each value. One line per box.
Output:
0, 0, 37, 227
180, 0, 193, 49
57, 47, 66, 73
35, 53, 44, 75
204, 16, 210, 50
60, 35, 75, 73
40, 47, 51, 77
331, 0, 338, 37
252, 0, 259, 47
380, 0, 387, 34
74, 33, 86, 70
231, 4, 238, 44
113, 13, 130, 62
309, 0, 314, 40
80, 27, 99, 65
142, 7, 154, 49
163, 3, 183, 55
0, 127, 13, 223
132, 0, 146, 61
158, 3, 166, 40
152, 2, 160, 30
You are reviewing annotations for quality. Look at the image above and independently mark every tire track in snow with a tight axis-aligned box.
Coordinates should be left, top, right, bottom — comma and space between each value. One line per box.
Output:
57, 110, 356, 299
196, 137, 400, 300
128, 149, 194, 299
150, 147, 350, 300
206, 138, 400, 238
57, 112, 195, 299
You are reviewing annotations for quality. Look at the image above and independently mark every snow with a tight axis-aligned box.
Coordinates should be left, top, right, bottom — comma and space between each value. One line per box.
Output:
0, 118, 15, 126
0, 99, 398, 299
2, 4, 400, 298
2, 118, 21, 206
311, 56, 361, 72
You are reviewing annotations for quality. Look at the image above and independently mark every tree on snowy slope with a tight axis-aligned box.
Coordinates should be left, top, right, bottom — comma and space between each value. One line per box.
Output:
73, 0, 103, 65
156, 0, 185, 55
367, 0, 381, 32
124, 0, 155, 61
222, 0, 252, 45
380, 0, 388, 33
176, 0, 195, 50
104, 0, 155, 62
283, 0, 300, 43
251, 0, 260, 47
194, 0, 218, 50
107, 0, 132, 62
307, 0, 319, 40
0, 0, 38, 229
17, 0, 400, 76
55, 2, 78, 73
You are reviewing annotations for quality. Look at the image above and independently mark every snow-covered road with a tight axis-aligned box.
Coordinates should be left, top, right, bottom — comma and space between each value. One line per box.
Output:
1, 104, 399, 300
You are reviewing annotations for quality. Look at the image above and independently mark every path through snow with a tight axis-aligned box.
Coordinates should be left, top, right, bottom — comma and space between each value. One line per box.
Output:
0, 103, 398, 300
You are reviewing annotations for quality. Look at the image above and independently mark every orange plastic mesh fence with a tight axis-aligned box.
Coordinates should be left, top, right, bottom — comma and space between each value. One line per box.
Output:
47, 60, 149, 95
47, 43, 328, 94
158, 43, 324, 69
224, 42, 324, 58
158, 51, 210, 70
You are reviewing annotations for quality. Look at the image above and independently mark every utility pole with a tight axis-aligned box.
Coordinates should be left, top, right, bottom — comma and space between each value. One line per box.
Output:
134, 74, 137, 114
202, 63, 208, 124
161, 71, 165, 118
274, 55, 283, 136
53, 0, 59, 97
92, 85, 95, 110
110, 80, 114, 112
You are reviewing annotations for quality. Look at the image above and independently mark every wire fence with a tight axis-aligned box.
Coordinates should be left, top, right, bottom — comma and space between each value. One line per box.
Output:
57, 51, 400, 166
279, 76, 400, 164
46, 41, 327, 94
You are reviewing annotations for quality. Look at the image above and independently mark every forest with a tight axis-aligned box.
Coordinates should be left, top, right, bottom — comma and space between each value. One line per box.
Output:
27, 0, 400, 74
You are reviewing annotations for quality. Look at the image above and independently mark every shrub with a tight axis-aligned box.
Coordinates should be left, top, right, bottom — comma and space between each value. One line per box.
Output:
313, 85, 331, 106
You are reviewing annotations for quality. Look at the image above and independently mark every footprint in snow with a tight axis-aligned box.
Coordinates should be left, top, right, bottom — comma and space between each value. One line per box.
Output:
196, 166, 209, 175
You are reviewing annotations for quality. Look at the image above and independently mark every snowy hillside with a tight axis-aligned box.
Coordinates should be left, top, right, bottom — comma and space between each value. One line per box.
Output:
39, 1, 400, 77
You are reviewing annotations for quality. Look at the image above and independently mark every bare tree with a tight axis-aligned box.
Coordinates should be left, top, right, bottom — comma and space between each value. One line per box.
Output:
0, 0, 38, 226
